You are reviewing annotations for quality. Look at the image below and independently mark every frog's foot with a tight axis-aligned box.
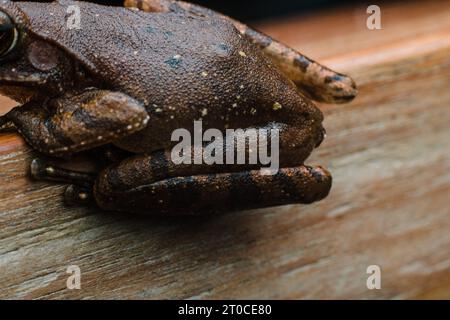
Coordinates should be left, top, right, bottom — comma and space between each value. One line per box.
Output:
30, 158, 97, 206
93, 152, 332, 215
124, 0, 357, 104
30, 158, 96, 187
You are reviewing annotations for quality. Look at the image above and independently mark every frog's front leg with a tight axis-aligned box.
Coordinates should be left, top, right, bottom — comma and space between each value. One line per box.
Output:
124, 0, 357, 104
4, 90, 149, 157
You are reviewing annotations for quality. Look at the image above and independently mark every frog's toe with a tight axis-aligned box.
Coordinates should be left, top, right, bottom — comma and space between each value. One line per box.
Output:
300, 72, 358, 104
30, 158, 95, 187
64, 185, 95, 207
298, 165, 332, 203
314, 127, 327, 148
323, 73, 358, 104
0, 118, 14, 132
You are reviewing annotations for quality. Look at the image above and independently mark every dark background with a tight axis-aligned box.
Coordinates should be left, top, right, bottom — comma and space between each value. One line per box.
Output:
169, 0, 363, 21
26, 0, 364, 22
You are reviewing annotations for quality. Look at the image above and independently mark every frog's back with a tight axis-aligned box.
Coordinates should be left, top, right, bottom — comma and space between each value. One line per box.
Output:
16, 1, 252, 101
14, 1, 320, 153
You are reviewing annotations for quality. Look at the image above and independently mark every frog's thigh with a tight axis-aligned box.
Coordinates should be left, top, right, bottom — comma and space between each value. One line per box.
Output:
93, 152, 332, 215
6, 90, 149, 157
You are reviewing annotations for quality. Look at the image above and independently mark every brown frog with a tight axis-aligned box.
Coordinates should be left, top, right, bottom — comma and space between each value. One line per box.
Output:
0, 0, 357, 215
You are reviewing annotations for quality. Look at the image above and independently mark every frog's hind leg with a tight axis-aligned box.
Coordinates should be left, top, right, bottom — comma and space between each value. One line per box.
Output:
93, 152, 331, 215
124, 0, 357, 104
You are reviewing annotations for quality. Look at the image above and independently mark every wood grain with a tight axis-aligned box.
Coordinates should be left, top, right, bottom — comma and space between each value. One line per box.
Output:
0, 1, 449, 299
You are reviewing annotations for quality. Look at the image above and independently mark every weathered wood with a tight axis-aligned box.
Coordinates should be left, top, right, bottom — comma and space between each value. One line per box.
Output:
0, 1, 449, 299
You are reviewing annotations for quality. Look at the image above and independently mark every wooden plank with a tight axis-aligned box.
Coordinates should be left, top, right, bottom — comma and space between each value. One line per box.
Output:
0, 1, 449, 299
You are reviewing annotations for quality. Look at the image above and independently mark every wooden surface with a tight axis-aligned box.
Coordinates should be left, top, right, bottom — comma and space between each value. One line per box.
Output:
1, 1, 449, 299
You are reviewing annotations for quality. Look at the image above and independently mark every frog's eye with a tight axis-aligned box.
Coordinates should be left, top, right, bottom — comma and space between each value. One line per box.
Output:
0, 11, 19, 59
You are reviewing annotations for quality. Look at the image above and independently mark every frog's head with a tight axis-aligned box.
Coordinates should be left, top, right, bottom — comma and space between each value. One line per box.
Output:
0, 2, 85, 103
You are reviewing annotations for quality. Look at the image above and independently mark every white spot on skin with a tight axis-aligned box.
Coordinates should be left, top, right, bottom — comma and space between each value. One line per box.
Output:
201, 108, 208, 117
201, 71, 208, 77
239, 51, 247, 57
46, 167, 55, 174
273, 102, 283, 110
127, 125, 133, 130
79, 193, 88, 200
